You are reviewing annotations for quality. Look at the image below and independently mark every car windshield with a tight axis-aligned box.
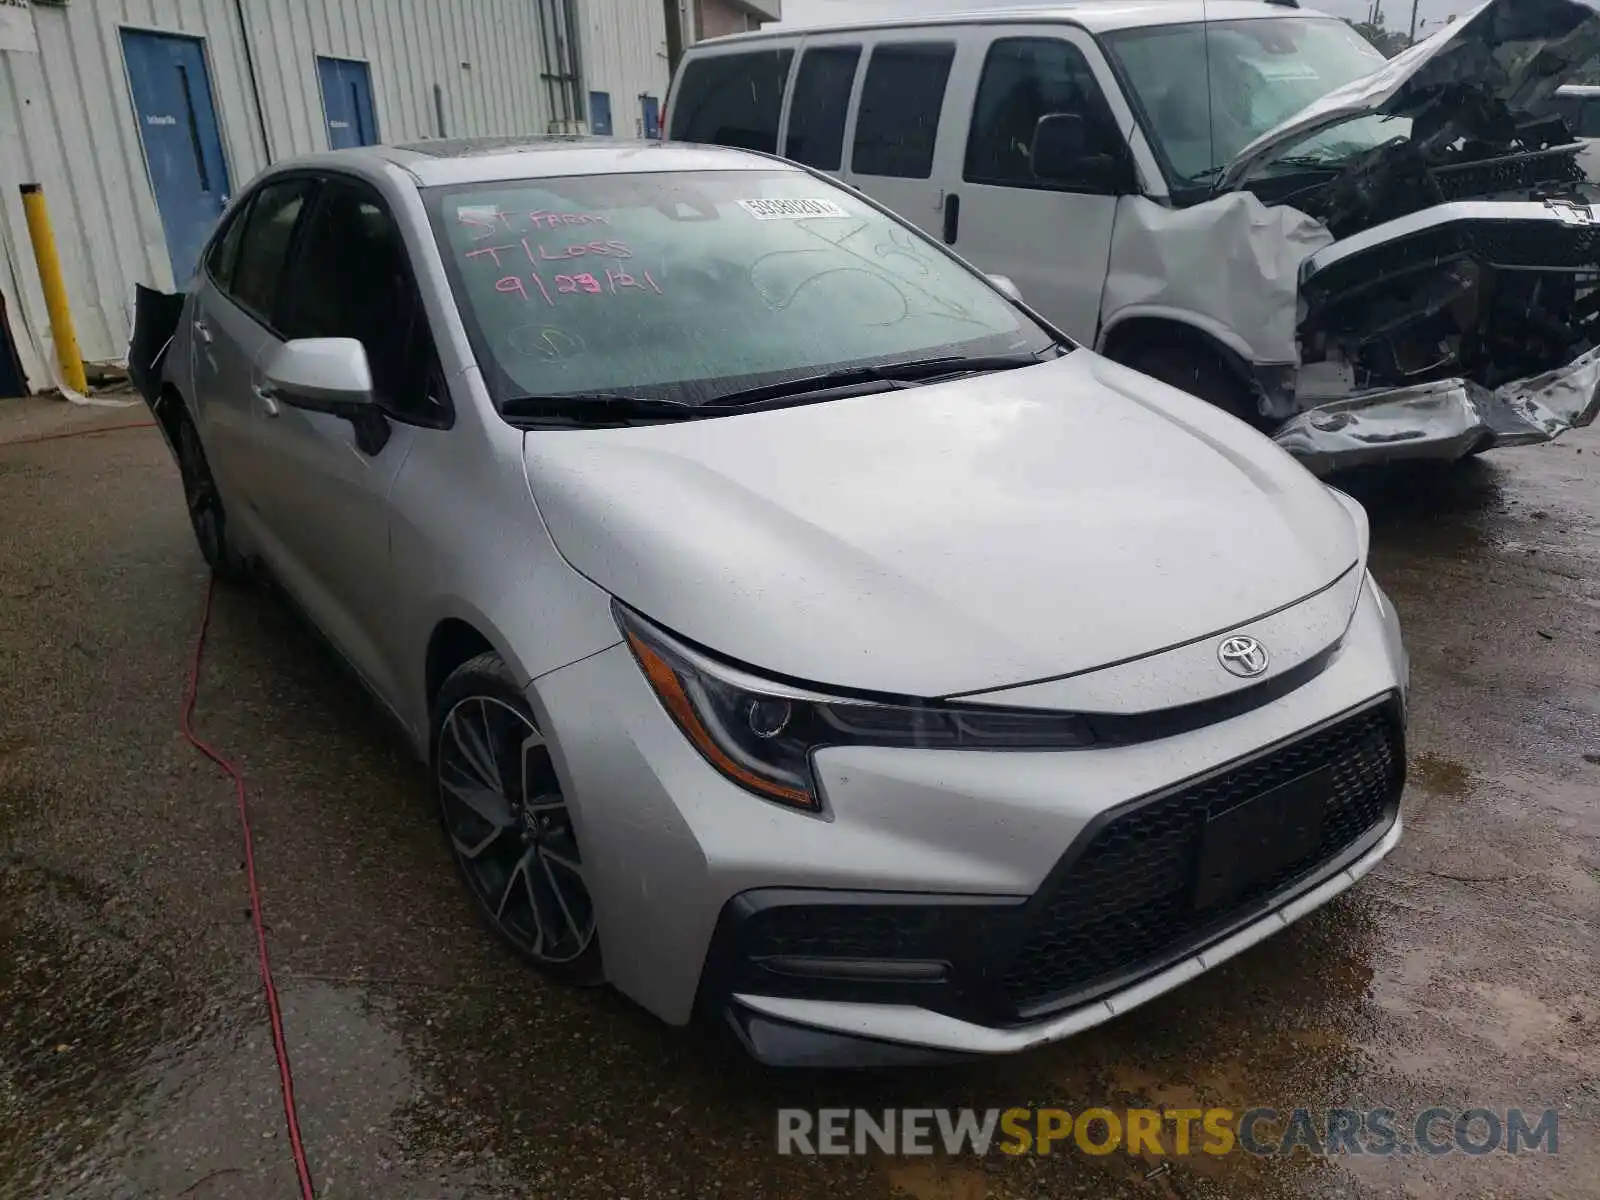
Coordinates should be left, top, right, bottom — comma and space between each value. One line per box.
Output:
424, 169, 1057, 415
1103, 16, 1388, 190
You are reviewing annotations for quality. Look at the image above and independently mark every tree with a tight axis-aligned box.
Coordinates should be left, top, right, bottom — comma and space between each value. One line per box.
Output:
1345, 18, 1414, 58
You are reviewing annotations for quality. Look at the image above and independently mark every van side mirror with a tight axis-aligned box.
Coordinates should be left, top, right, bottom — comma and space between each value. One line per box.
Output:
1030, 112, 1134, 194
263, 337, 391, 455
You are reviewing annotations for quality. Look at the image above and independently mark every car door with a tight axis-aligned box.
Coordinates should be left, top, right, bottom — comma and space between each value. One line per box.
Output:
247, 174, 447, 713
841, 36, 959, 243
189, 177, 315, 522
938, 28, 1134, 345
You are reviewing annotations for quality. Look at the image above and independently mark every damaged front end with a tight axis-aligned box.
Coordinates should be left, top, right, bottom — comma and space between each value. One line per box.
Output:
1280, 196, 1600, 471
127, 282, 188, 458
1219, 0, 1600, 470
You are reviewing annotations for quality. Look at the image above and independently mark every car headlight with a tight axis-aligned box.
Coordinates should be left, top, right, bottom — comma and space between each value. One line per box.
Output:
615, 604, 1094, 812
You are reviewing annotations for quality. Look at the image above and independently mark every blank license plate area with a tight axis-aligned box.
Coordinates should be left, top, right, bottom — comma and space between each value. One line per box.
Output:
1193, 767, 1331, 911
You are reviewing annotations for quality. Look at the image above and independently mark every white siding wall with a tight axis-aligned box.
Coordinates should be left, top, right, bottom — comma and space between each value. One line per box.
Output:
0, 0, 672, 391
581, 0, 671, 138
0, 0, 267, 386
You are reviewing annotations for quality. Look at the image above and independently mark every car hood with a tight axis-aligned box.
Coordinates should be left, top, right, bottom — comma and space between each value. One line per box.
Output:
522, 353, 1360, 698
1219, 0, 1600, 190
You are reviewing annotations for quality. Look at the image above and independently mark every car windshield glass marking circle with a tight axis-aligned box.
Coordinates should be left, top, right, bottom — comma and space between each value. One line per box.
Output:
437, 695, 594, 963
424, 169, 1058, 419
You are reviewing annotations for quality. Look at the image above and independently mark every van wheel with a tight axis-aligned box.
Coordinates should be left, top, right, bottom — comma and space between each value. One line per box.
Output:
432, 652, 604, 986
1124, 343, 1260, 427
174, 414, 249, 582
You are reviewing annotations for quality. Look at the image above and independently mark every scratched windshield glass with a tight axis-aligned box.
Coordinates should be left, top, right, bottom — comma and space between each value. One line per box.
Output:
424, 169, 1055, 411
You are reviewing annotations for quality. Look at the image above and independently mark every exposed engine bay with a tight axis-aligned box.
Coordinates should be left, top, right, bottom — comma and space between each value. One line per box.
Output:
1247, 103, 1600, 400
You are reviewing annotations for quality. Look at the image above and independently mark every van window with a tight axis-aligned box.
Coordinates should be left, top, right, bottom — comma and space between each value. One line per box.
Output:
852, 43, 955, 179
964, 38, 1124, 191
668, 50, 794, 153
785, 46, 861, 170
1103, 17, 1383, 189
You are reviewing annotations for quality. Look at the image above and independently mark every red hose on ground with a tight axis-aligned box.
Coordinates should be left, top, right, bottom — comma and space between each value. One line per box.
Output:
0, 419, 155, 449
9, 417, 317, 1193
181, 578, 318, 1200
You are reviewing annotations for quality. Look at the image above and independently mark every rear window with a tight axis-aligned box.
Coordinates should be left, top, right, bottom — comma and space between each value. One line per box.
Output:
668, 51, 793, 152
425, 169, 1052, 411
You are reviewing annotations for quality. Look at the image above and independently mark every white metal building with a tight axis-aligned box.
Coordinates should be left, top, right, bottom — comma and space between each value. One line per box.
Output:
0, 0, 673, 396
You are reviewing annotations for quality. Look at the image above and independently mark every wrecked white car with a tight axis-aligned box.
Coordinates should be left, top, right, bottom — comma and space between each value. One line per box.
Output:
668, 0, 1600, 471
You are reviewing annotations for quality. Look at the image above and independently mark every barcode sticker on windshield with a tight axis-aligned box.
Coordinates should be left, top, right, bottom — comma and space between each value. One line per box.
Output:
737, 197, 850, 220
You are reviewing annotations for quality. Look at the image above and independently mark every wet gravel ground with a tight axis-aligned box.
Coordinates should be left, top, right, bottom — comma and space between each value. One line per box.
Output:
1, 397, 1596, 1200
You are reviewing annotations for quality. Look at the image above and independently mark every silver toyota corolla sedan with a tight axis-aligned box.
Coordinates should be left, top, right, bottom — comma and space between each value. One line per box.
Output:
132, 138, 1408, 1067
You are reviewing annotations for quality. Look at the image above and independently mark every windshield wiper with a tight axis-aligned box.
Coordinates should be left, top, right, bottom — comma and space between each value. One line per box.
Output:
1269, 155, 1346, 170
698, 351, 1050, 410
501, 352, 1052, 425
501, 392, 699, 426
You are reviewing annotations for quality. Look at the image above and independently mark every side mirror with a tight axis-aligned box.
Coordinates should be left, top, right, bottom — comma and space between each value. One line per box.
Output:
262, 337, 391, 454
1030, 112, 1133, 194
986, 273, 1023, 304
264, 337, 373, 412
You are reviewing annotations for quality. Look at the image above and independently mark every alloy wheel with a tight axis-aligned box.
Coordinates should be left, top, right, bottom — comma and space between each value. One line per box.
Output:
436, 695, 596, 965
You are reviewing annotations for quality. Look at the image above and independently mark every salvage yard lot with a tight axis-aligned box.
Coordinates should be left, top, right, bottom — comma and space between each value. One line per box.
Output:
1, 398, 1597, 1199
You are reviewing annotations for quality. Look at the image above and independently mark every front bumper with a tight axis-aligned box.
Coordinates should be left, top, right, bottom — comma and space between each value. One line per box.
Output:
1271, 344, 1600, 475
529, 575, 1409, 1062
727, 816, 1402, 1066
709, 699, 1403, 1065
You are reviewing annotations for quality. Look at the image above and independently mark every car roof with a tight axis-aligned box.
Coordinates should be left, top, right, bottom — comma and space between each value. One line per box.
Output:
258, 137, 793, 188
703, 0, 1334, 40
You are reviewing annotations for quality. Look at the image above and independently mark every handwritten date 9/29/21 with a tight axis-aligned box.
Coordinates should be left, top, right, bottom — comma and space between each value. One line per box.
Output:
496, 267, 663, 305
465, 235, 663, 305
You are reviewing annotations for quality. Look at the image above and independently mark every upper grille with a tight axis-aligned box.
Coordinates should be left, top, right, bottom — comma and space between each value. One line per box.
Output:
1001, 706, 1400, 1014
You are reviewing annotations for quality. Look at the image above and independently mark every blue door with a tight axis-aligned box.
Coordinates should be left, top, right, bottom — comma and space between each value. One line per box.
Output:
317, 57, 378, 149
122, 31, 232, 285
640, 94, 661, 139
589, 91, 613, 136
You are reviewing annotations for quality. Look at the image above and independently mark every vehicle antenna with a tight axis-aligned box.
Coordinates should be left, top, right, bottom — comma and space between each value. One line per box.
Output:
1203, 0, 1216, 180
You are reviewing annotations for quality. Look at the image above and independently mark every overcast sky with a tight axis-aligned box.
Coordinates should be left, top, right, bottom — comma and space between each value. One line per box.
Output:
767, 0, 1473, 40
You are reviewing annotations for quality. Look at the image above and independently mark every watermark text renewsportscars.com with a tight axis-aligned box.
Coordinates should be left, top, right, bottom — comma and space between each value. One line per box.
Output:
776, 1107, 1559, 1158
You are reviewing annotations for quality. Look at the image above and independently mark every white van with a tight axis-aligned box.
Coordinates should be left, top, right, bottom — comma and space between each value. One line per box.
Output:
665, 0, 1600, 471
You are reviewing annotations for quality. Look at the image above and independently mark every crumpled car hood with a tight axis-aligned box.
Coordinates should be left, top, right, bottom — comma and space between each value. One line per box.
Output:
523, 353, 1359, 698
1220, 0, 1600, 190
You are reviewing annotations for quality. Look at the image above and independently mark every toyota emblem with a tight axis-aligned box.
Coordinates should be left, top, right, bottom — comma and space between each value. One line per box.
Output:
1217, 635, 1270, 678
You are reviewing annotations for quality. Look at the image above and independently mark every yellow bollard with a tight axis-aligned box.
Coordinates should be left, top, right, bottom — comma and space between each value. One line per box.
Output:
20, 182, 87, 395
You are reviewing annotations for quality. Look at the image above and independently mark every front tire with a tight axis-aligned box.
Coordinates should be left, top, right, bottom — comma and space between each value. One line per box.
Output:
431, 652, 603, 986
1123, 343, 1260, 427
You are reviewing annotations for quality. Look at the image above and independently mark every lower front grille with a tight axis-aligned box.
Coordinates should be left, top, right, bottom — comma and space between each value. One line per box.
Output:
1001, 704, 1402, 1015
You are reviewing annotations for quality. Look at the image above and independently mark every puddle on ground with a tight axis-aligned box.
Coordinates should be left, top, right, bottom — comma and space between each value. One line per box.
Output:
0, 853, 252, 1196
1409, 753, 1473, 798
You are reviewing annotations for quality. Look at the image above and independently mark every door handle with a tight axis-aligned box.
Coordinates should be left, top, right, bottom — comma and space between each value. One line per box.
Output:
942, 193, 960, 245
192, 319, 212, 345
253, 383, 280, 417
